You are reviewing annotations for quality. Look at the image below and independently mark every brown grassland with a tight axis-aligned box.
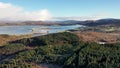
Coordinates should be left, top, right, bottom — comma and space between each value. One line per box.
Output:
74, 31, 120, 43
0, 34, 31, 45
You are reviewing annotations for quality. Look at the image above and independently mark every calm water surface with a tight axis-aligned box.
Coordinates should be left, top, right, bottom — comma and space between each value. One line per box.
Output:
0, 25, 83, 35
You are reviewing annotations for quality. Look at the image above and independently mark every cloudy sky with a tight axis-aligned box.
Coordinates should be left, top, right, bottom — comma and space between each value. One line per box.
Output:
0, 0, 120, 21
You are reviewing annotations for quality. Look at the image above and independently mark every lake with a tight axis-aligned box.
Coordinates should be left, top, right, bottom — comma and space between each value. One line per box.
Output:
0, 25, 83, 35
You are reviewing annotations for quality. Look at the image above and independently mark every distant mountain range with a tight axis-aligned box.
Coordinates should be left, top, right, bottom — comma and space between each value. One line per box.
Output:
82, 19, 120, 26
0, 18, 120, 26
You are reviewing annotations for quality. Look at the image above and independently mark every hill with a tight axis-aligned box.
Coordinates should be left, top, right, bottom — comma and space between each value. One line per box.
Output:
10, 32, 80, 46
0, 18, 120, 26
0, 32, 120, 68
82, 19, 120, 26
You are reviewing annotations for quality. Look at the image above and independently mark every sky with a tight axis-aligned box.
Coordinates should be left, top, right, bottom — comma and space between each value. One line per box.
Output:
0, 0, 120, 21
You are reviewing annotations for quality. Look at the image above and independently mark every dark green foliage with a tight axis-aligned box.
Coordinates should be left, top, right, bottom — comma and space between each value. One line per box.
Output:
0, 59, 32, 68
15, 44, 74, 64
0, 43, 25, 54
1, 32, 120, 68
0, 43, 27, 68
0, 44, 74, 67
14, 32, 80, 46
63, 43, 120, 68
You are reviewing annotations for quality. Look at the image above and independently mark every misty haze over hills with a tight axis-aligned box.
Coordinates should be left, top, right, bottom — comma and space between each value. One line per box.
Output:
0, 18, 120, 26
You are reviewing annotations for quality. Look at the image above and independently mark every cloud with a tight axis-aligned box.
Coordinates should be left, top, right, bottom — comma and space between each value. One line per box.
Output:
0, 2, 51, 21
52, 13, 110, 21
0, 2, 109, 21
